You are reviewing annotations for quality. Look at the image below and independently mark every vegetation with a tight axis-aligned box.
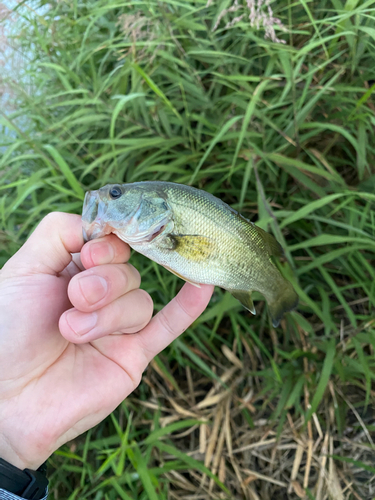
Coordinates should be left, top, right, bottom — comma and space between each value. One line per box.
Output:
1, 0, 375, 498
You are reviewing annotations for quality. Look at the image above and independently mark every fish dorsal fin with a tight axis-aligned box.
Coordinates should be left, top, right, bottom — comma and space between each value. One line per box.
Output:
228, 289, 256, 315
254, 226, 284, 257
163, 264, 201, 288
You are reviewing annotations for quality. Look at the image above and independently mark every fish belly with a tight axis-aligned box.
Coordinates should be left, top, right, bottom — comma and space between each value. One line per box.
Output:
131, 235, 264, 292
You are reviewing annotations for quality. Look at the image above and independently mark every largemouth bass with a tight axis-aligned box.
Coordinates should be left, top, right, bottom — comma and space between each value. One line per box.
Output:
82, 181, 298, 326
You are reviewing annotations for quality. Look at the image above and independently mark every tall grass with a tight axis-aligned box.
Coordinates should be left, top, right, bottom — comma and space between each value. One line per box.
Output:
1, 0, 375, 498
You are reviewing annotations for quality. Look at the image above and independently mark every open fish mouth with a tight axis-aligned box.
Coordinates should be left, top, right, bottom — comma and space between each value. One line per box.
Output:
82, 191, 98, 221
82, 222, 108, 242
82, 190, 111, 241
82, 226, 89, 242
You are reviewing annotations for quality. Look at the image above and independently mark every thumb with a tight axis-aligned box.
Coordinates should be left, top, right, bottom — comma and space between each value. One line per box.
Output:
2, 213, 84, 276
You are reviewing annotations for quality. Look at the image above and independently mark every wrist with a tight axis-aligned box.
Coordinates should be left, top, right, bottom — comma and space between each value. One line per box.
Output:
0, 435, 48, 472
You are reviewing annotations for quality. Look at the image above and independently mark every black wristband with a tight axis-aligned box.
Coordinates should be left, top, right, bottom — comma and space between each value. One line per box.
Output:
0, 458, 48, 499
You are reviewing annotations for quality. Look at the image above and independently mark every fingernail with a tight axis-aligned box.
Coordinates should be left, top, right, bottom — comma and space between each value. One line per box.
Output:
90, 242, 115, 265
78, 275, 108, 305
66, 310, 97, 336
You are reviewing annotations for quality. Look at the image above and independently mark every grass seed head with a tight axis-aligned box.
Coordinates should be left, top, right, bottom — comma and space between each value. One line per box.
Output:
211, 0, 286, 43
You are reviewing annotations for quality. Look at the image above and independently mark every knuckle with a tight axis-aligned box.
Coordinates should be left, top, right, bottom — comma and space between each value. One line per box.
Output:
41, 212, 58, 226
118, 266, 130, 290
41, 211, 66, 228
158, 308, 183, 339
136, 330, 155, 361
116, 290, 153, 332
176, 293, 195, 321
123, 363, 143, 390
138, 289, 154, 314
126, 264, 141, 287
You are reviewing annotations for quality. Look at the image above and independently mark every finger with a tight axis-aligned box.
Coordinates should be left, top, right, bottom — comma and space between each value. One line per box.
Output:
68, 263, 141, 312
80, 234, 131, 269
1, 213, 83, 277
72, 253, 84, 271
59, 289, 153, 343
136, 283, 214, 362
73, 283, 214, 392
59, 253, 85, 281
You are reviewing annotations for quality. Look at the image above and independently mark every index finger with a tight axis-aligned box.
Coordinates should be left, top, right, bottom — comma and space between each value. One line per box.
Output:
136, 283, 214, 362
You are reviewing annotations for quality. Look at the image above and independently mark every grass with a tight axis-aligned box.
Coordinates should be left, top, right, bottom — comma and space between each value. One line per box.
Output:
1, 0, 375, 498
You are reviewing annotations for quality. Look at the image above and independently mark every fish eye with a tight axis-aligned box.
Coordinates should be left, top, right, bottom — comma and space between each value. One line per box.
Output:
109, 185, 122, 200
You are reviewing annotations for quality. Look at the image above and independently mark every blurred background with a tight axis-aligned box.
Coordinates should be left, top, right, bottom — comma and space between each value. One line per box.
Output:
1, 0, 375, 498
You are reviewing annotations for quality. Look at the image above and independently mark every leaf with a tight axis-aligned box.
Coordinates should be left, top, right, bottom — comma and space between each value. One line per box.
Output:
289, 235, 375, 252
144, 419, 202, 445
190, 115, 243, 183
154, 442, 230, 495
127, 443, 159, 500
132, 64, 182, 122
44, 145, 85, 198
231, 79, 269, 173
305, 339, 336, 423
110, 93, 146, 139
280, 194, 347, 228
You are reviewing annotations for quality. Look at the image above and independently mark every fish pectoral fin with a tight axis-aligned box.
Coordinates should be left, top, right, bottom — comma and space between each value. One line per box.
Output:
229, 289, 256, 315
163, 265, 201, 288
169, 234, 212, 262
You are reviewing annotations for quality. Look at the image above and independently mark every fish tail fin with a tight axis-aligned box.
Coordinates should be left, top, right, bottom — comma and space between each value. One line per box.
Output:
267, 279, 299, 327
254, 225, 298, 325
230, 225, 297, 325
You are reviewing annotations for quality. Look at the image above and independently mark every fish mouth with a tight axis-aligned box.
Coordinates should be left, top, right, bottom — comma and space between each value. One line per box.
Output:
82, 226, 89, 243
82, 221, 110, 242
82, 190, 111, 241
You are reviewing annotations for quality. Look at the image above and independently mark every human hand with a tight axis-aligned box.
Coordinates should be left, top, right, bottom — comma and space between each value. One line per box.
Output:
0, 213, 213, 471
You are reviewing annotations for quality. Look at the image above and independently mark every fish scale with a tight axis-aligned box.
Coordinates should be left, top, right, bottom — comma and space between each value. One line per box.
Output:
152, 184, 275, 289
82, 181, 299, 327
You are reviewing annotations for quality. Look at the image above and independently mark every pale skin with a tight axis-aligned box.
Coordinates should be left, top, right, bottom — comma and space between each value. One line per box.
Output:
0, 213, 214, 472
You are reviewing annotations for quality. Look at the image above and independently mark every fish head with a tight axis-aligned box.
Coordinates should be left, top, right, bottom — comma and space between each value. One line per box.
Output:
82, 183, 173, 245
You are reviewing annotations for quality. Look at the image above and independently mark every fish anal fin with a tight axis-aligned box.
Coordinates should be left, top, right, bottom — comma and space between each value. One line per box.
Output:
229, 289, 256, 315
169, 234, 213, 262
163, 265, 201, 288
254, 225, 284, 257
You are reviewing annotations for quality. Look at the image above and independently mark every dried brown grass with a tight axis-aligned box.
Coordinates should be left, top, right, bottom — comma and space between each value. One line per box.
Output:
134, 332, 375, 500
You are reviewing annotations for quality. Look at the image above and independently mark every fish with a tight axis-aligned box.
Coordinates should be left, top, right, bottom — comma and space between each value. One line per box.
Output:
82, 181, 298, 327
